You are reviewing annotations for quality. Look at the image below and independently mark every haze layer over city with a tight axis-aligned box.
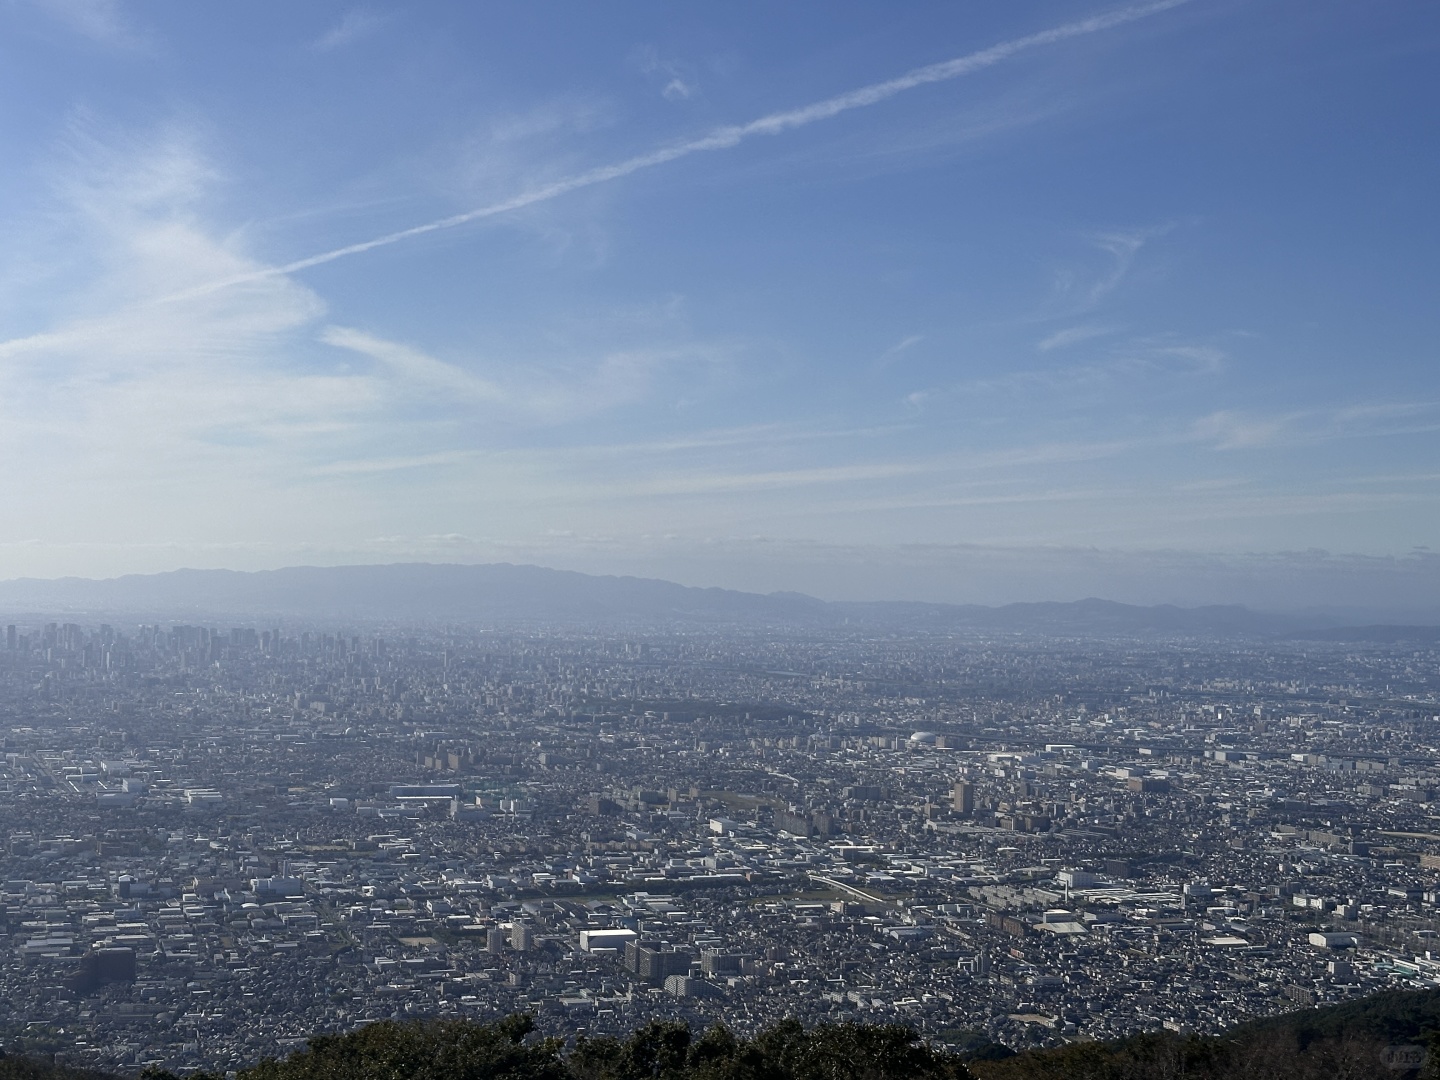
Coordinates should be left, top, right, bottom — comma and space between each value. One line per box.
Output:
1, 0, 1439, 1076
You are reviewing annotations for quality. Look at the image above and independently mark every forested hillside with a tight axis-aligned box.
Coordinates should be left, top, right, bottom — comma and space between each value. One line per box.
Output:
7, 990, 1440, 1080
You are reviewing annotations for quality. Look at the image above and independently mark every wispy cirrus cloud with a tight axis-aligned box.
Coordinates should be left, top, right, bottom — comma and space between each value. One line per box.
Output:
0, 133, 536, 503
1194, 401, 1440, 450
0, 126, 742, 563
1083, 229, 1149, 305
1037, 324, 1115, 351
319, 326, 508, 405
904, 334, 1223, 408
1043, 223, 1176, 318
26, 0, 145, 49
877, 334, 924, 367
313, 8, 388, 52
634, 45, 699, 101
319, 324, 709, 424
162, 0, 1194, 301
557, 434, 1145, 502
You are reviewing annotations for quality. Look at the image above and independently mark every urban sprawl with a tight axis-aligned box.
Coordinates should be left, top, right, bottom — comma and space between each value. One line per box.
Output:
2, 620, 1440, 1071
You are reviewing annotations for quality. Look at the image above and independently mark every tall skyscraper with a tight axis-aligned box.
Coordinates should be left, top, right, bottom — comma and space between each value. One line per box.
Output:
511, 923, 534, 952
952, 781, 975, 816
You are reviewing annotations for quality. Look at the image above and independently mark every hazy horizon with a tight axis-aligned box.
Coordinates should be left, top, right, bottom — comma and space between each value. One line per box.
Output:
0, 553, 1437, 621
1, 2, 1437, 606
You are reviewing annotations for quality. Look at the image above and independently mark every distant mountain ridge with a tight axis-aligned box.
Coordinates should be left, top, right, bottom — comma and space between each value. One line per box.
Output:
0, 562, 1430, 637
0, 563, 822, 624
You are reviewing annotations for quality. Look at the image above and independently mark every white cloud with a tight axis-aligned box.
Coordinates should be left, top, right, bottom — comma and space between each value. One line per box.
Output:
313, 8, 387, 52
1037, 324, 1114, 351
316, 324, 712, 426
1193, 402, 1440, 451
0, 123, 734, 506
1084, 229, 1148, 305
319, 326, 508, 405
1045, 224, 1174, 317
911, 334, 1223, 406
634, 45, 699, 101
662, 78, 695, 102
0, 132, 428, 548
27, 0, 143, 48
877, 334, 924, 367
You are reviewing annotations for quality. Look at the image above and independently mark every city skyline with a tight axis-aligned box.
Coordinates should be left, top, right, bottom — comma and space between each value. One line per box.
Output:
1, 1, 1437, 605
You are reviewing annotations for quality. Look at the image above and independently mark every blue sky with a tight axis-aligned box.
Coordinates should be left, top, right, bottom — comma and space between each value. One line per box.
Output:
1, 0, 1438, 609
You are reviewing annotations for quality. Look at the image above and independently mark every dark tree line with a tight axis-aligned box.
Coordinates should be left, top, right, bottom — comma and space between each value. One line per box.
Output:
12, 988, 1440, 1080
135, 1015, 966, 1080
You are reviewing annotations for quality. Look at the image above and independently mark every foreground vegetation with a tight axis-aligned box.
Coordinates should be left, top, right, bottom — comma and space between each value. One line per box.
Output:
7, 989, 1440, 1080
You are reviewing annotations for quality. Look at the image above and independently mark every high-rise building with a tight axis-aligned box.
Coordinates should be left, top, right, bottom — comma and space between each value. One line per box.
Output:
622, 939, 692, 983
71, 948, 136, 993
952, 781, 975, 816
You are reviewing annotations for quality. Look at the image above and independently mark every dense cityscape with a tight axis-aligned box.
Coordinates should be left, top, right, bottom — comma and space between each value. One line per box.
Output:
2, 615, 1439, 1072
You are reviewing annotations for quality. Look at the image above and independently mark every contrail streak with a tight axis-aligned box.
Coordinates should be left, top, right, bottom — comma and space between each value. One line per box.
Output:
169, 0, 1191, 302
